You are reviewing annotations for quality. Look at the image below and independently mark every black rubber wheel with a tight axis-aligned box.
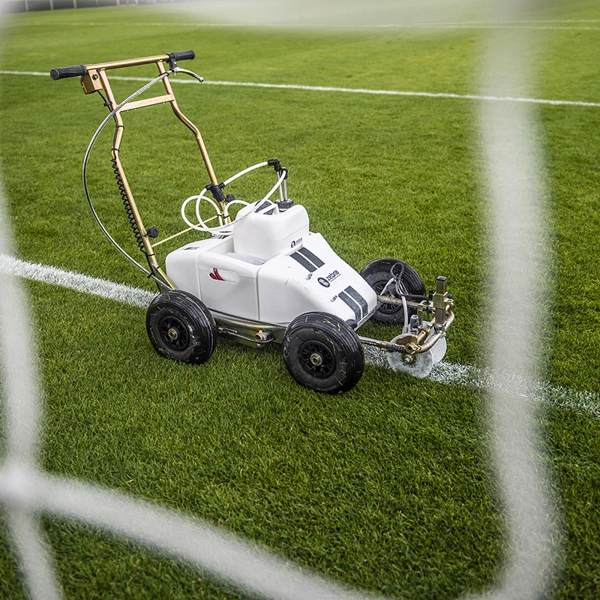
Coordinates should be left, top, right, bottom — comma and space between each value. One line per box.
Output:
360, 258, 425, 325
146, 290, 217, 364
282, 312, 364, 394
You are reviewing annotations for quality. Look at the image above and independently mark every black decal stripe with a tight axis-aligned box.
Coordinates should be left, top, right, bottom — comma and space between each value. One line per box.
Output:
298, 247, 325, 268
344, 286, 368, 320
339, 291, 362, 323
291, 252, 317, 272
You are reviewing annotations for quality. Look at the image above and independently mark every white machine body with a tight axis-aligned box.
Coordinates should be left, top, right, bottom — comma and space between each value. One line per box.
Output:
165, 201, 377, 327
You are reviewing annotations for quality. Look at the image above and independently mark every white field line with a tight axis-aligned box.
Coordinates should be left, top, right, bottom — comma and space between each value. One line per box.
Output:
365, 347, 600, 418
7, 20, 600, 31
2, 253, 598, 419
143, 23, 600, 31
3, 70, 600, 108
0, 254, 155, 308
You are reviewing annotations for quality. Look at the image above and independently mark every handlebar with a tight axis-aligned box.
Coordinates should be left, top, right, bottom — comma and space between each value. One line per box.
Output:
167, 50, 195, 63
50, 50, 195, 80
50, 64, 87, 80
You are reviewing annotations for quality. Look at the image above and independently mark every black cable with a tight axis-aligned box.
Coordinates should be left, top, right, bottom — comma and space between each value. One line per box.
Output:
111, 153, 145, 253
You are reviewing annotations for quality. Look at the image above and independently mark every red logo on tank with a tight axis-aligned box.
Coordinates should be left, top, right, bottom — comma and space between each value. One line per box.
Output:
209, 268, 224, 281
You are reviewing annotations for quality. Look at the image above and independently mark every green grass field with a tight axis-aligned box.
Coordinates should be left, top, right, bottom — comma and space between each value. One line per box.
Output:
0, 2, 599, 598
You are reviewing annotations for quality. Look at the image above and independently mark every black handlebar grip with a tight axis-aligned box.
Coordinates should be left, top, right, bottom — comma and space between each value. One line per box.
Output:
167, 50, 195, 63
50, 65, 87, 80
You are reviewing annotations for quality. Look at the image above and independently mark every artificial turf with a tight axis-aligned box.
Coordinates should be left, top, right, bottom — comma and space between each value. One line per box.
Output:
0, 2, 599, 598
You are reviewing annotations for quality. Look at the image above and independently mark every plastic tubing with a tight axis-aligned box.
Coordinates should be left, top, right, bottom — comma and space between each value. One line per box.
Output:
222, 199, 252, 221
180, 191, 232, 234
262, 169, 287, 201
401, 295, 409, 331
181, 191, 255, 236
380, 276, 409, 330
380, 277, 395, 297
180, 160, 286, 235
221, 161, 269, 187
194, 190, 224, 229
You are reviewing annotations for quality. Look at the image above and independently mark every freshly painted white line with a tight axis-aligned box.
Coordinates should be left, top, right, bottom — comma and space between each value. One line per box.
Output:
4, 70, 600, 108
0, 255, 155, 309
364, 347, 600, 418
429, 361, 600, 417
2, 254, 598, 418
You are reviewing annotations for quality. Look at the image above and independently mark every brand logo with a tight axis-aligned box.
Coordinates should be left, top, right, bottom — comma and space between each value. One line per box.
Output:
291, 238, 303, 248
318, 270, 341, 287
209, 268, 224, 281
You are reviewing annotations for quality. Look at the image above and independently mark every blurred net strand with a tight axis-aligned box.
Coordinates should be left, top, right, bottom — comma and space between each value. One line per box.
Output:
0, 467, 372, 600
5, 506, 61, 600
0, 0, 560, 598
482, 0, 564, 597
478, 14, 560, 599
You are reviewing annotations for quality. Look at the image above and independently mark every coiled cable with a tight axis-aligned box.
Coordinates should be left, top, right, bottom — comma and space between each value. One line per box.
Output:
111, 154, 145, 253
82, 70, 173, 283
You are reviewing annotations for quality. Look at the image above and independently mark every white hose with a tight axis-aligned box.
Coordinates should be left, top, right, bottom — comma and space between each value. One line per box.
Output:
194, 190, 224, 229
221, 161, 269, 187
380, 276, 411, 332
380, 277, 395, 296
401, 295, 409, 333
179, 160, 287, 235
222, 199, 252, 222
180, 191, 234, 235
263, 169, 287, 202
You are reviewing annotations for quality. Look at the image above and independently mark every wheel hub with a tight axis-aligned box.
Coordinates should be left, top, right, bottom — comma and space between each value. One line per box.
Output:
309, 353, 323, 366
299, 340, 335, 378
159, 315, 189, 350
